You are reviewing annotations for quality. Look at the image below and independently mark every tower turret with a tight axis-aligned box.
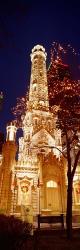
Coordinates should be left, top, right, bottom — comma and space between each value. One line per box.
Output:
6, 122, 17, 142
0, 123, 17, 214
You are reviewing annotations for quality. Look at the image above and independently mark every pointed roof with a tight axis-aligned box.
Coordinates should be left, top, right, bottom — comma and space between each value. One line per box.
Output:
31, 128, 55, 148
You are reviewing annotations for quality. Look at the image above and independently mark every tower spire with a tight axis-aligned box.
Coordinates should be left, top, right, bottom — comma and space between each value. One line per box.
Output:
29, 44, 49, 111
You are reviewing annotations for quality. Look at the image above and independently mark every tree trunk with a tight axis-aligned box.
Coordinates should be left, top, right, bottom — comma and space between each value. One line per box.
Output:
66, 174, 73, 239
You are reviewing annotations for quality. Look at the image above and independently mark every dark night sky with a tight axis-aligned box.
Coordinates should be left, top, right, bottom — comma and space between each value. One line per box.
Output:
0, 0, 80, 137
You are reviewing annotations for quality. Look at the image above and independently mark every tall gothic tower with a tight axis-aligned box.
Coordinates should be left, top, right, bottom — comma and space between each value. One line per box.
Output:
21, 44, 58, 162
17, 45, 63, 216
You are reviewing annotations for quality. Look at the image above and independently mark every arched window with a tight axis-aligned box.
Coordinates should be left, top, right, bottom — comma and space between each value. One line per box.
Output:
33, 83, 37, 91
46, 180, 58, 188
39, 100, 44, 106
34, 117, 38, 125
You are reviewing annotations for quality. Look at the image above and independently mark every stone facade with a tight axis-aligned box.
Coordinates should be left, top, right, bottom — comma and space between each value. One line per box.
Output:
0, 45, 80, 219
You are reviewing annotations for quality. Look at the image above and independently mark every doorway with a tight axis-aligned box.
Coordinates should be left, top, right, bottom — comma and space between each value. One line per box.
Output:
46, 180, 60, 213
